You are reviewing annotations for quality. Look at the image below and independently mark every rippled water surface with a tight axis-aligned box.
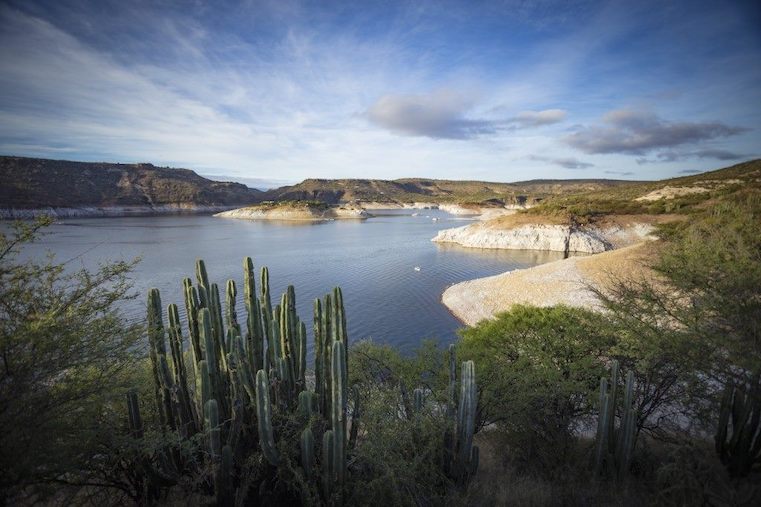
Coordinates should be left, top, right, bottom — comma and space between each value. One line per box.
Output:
21, 210, 564, 353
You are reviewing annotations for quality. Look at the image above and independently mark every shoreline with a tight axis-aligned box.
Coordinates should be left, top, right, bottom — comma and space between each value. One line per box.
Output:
441, 241, 657, 326
0, 204, 241, 220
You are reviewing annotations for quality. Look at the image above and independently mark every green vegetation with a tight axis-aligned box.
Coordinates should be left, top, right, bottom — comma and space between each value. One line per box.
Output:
2, 161, 759, 505
0, 216, 142, 503
523, 158, 761, 223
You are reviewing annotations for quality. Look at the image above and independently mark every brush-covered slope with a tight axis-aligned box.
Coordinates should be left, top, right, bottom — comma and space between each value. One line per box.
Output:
0, 156, 263, 209
263, 177, 636, 205
522, 159, 761, 220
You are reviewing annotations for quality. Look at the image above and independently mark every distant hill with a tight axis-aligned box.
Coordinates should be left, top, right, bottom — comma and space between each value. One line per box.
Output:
0, 156, 263, 211
263, 177, 637, 205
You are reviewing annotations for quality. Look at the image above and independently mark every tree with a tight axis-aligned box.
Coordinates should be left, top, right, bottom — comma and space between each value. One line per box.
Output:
0, 217, 142, 502
597, 192, 761, 428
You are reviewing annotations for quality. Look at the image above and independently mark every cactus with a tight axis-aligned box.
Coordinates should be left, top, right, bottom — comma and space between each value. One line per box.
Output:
594, 361, 638, 479
322, 429, 335, 499
715, 379, 761, 477
301, 427, 315, 479
226, 279, 240, 335
136, 260, 358, 503
455, 360, 479, 483
243, 257, 264, 372
255, 369, 280, 466
441, 348, 479, 486
331, 340, 348, 488
127, 389, 144, 439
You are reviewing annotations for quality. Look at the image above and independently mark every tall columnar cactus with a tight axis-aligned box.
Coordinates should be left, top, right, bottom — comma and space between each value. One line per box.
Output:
226, 279, 240, 336
136, 259, 356, 503
331, 340, 348, 489
167, 303, 197, 435
594, 360, 638, 478
147, 288, 175, 431
715, 379, 761, 478
454, 360, 479, 483
441, 345, 478, 485
243, 257, 264, 372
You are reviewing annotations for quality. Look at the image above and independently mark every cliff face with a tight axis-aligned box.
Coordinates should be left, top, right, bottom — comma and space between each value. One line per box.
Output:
0, 156, 262, 213
432, 221, 655, 253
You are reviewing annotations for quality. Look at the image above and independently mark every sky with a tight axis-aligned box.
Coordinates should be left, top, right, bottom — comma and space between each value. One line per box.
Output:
1, 0, 759, 187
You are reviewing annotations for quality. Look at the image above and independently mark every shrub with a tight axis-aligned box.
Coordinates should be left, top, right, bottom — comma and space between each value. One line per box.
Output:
458, 305, 614, 473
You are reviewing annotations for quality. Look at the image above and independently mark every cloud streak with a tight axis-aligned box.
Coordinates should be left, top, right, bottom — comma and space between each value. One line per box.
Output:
565, 110, 748, 156
528, 154, 593, 169
364, 91, 497, 140
365, 91, 566, 139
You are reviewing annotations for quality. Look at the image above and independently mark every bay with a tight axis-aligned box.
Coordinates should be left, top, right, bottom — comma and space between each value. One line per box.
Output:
18, 209, 564, 353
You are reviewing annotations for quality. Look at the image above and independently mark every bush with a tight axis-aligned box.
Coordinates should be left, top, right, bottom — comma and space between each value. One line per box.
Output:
457, 305, 614, 473
0, 217, 142, 502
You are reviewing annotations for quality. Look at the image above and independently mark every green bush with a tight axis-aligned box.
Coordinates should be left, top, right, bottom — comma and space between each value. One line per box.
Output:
458, 305, 614, 473
0, 217, 142, 503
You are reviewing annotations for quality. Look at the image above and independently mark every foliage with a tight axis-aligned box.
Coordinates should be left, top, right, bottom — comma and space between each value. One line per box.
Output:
597, 192, 761, 428
0, 216, 142, 502
348, 340, 478, 504
457, 305, 614, 472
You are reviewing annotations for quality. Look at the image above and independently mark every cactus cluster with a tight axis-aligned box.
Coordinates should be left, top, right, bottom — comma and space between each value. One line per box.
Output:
411, 344, 479, 486
594, 360, 637, 479
714, 379, 761, 478
131, 258, 359, 504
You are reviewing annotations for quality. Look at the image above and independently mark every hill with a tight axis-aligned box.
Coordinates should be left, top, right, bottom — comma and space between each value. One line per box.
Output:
521, 159, 761, 220
262, 177, 636, 205
0, 156, 263, 215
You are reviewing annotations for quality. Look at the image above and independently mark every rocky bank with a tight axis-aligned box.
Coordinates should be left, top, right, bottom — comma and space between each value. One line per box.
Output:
432, 220, 655, 253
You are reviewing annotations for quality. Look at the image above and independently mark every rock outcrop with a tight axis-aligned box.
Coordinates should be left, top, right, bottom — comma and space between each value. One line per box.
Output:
215, 204, 368, 221
432, 221, 655, 254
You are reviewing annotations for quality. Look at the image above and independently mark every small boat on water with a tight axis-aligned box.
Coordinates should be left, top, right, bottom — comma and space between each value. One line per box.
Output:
414, 266, 421, 272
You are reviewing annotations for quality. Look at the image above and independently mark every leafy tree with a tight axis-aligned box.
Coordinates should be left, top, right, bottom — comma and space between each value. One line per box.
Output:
457, 305, 614, 472
596, 192, 761, 431
0, 217, 142, 502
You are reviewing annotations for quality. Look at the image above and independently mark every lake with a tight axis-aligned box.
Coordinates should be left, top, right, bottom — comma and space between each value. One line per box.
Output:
18, 209, 565, 353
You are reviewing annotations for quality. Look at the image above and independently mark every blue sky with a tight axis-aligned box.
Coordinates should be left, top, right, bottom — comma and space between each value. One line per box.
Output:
1, 0, 759, 187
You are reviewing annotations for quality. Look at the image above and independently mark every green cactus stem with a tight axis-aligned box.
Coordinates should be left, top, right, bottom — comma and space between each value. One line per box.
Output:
255, 369, 280, 466
331, 340, 347, 488
301, 427, 315, 479
127, 389, 144, 439
594, 360, 638, 479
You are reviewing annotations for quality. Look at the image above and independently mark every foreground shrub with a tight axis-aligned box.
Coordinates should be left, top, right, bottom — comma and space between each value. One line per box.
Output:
458, 305, 614, 472
0, 217, 142, 503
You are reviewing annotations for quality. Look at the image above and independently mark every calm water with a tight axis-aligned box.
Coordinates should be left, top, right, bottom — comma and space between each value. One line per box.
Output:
19, 210, 564, 353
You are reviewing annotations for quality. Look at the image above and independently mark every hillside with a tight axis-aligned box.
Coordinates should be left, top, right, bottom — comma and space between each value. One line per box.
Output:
262, 177, 636, 205
522, 159, 761, 220
0, 156, 263, 211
